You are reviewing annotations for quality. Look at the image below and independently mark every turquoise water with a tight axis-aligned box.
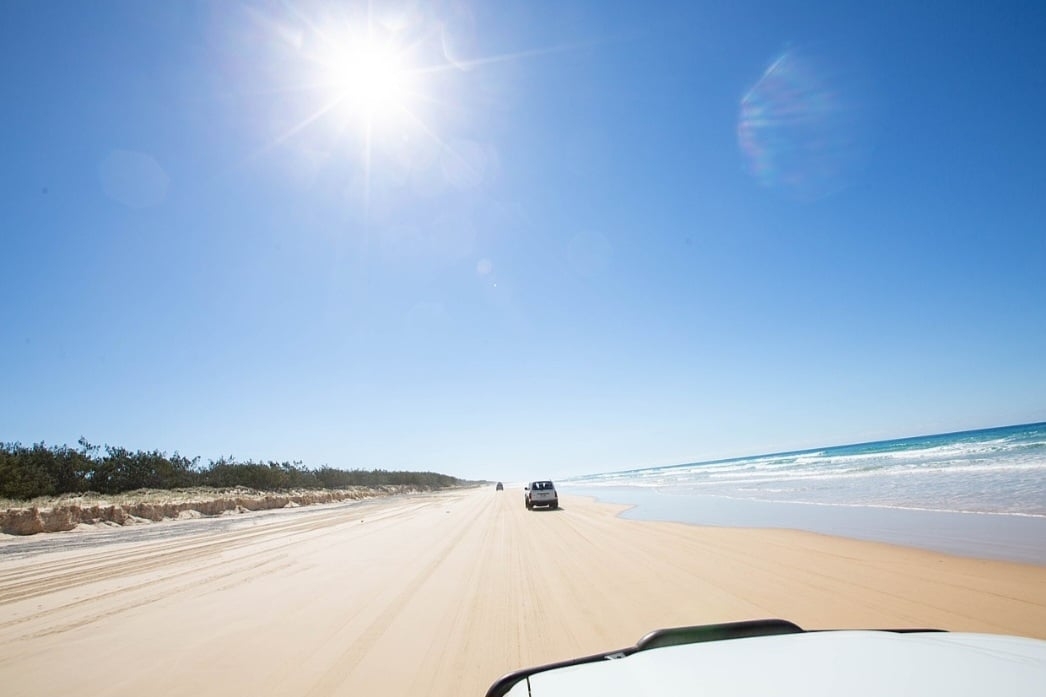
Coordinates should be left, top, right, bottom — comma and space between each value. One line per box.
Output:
560, 422, 1046, 563
564, 422, 1046, 516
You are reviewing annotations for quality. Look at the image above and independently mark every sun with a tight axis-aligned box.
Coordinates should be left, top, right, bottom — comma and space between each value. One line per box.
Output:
326, 37, 414, 122
310, 30, 422, 139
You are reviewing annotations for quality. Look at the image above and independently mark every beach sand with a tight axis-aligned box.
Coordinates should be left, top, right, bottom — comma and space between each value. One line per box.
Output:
1, 488, 1044, 696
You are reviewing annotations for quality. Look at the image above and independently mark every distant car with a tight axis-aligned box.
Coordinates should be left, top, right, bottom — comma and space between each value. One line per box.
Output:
496, 482, 504, 491
524, 481, 558, 510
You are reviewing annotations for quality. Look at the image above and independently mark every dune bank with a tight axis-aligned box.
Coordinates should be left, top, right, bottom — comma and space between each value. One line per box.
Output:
0, 485, 437, 536
1, 488, 1044, 697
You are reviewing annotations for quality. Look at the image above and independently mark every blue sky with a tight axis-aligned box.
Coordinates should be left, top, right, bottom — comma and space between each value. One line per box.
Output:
2, 0, 1044, 481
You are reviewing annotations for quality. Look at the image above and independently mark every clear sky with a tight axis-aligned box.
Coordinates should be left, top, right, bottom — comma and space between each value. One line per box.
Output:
2, 0, 1044, 482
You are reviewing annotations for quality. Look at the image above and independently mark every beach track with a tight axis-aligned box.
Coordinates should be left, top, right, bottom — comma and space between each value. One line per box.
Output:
1, 488, 1044, 696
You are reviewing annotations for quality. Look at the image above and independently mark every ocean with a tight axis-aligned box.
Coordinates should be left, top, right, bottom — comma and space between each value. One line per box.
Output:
561, 422, 1046, 564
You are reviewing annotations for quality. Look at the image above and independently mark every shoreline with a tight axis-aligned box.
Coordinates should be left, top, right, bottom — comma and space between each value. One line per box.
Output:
563, 485, 1046, 566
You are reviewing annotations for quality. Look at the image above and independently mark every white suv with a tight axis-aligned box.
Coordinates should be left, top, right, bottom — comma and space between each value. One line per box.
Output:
524, 481, 558, 510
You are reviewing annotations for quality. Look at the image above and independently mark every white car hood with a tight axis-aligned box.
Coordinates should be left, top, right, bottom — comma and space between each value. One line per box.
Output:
509, 631, 1046, 697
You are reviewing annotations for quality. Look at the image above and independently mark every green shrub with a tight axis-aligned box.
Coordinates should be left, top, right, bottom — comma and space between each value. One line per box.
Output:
0, 440, 464, 500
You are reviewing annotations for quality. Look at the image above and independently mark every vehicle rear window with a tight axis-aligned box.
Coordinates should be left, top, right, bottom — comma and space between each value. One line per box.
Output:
532, 481, 554, 490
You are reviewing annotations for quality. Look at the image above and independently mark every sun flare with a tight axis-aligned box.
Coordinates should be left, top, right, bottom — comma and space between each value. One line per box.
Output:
253, 6, 572, 209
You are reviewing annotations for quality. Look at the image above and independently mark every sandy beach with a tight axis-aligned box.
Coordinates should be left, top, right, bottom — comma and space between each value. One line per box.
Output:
2, 487, 1045, 697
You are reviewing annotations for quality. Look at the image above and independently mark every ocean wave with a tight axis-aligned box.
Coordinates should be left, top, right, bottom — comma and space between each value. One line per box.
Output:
564, 422, 1046, 515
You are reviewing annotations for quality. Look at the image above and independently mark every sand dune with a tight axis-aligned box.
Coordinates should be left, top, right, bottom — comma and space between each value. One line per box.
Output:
1, 488, 1044, 696
0, 486, 423, 535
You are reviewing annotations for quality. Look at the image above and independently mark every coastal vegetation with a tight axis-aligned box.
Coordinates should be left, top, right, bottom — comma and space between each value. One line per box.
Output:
0, 439, 465, 500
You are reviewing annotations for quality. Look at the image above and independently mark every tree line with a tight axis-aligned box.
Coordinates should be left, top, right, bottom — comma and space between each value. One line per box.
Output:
0, 439, 466, 500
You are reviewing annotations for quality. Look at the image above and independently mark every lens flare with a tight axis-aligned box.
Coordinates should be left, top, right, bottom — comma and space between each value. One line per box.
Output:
738, 48, 868, 202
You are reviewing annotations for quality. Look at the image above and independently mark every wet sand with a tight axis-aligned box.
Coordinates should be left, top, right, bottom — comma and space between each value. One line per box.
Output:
567, 485, 1046, 564
2, 488, 1045, 696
